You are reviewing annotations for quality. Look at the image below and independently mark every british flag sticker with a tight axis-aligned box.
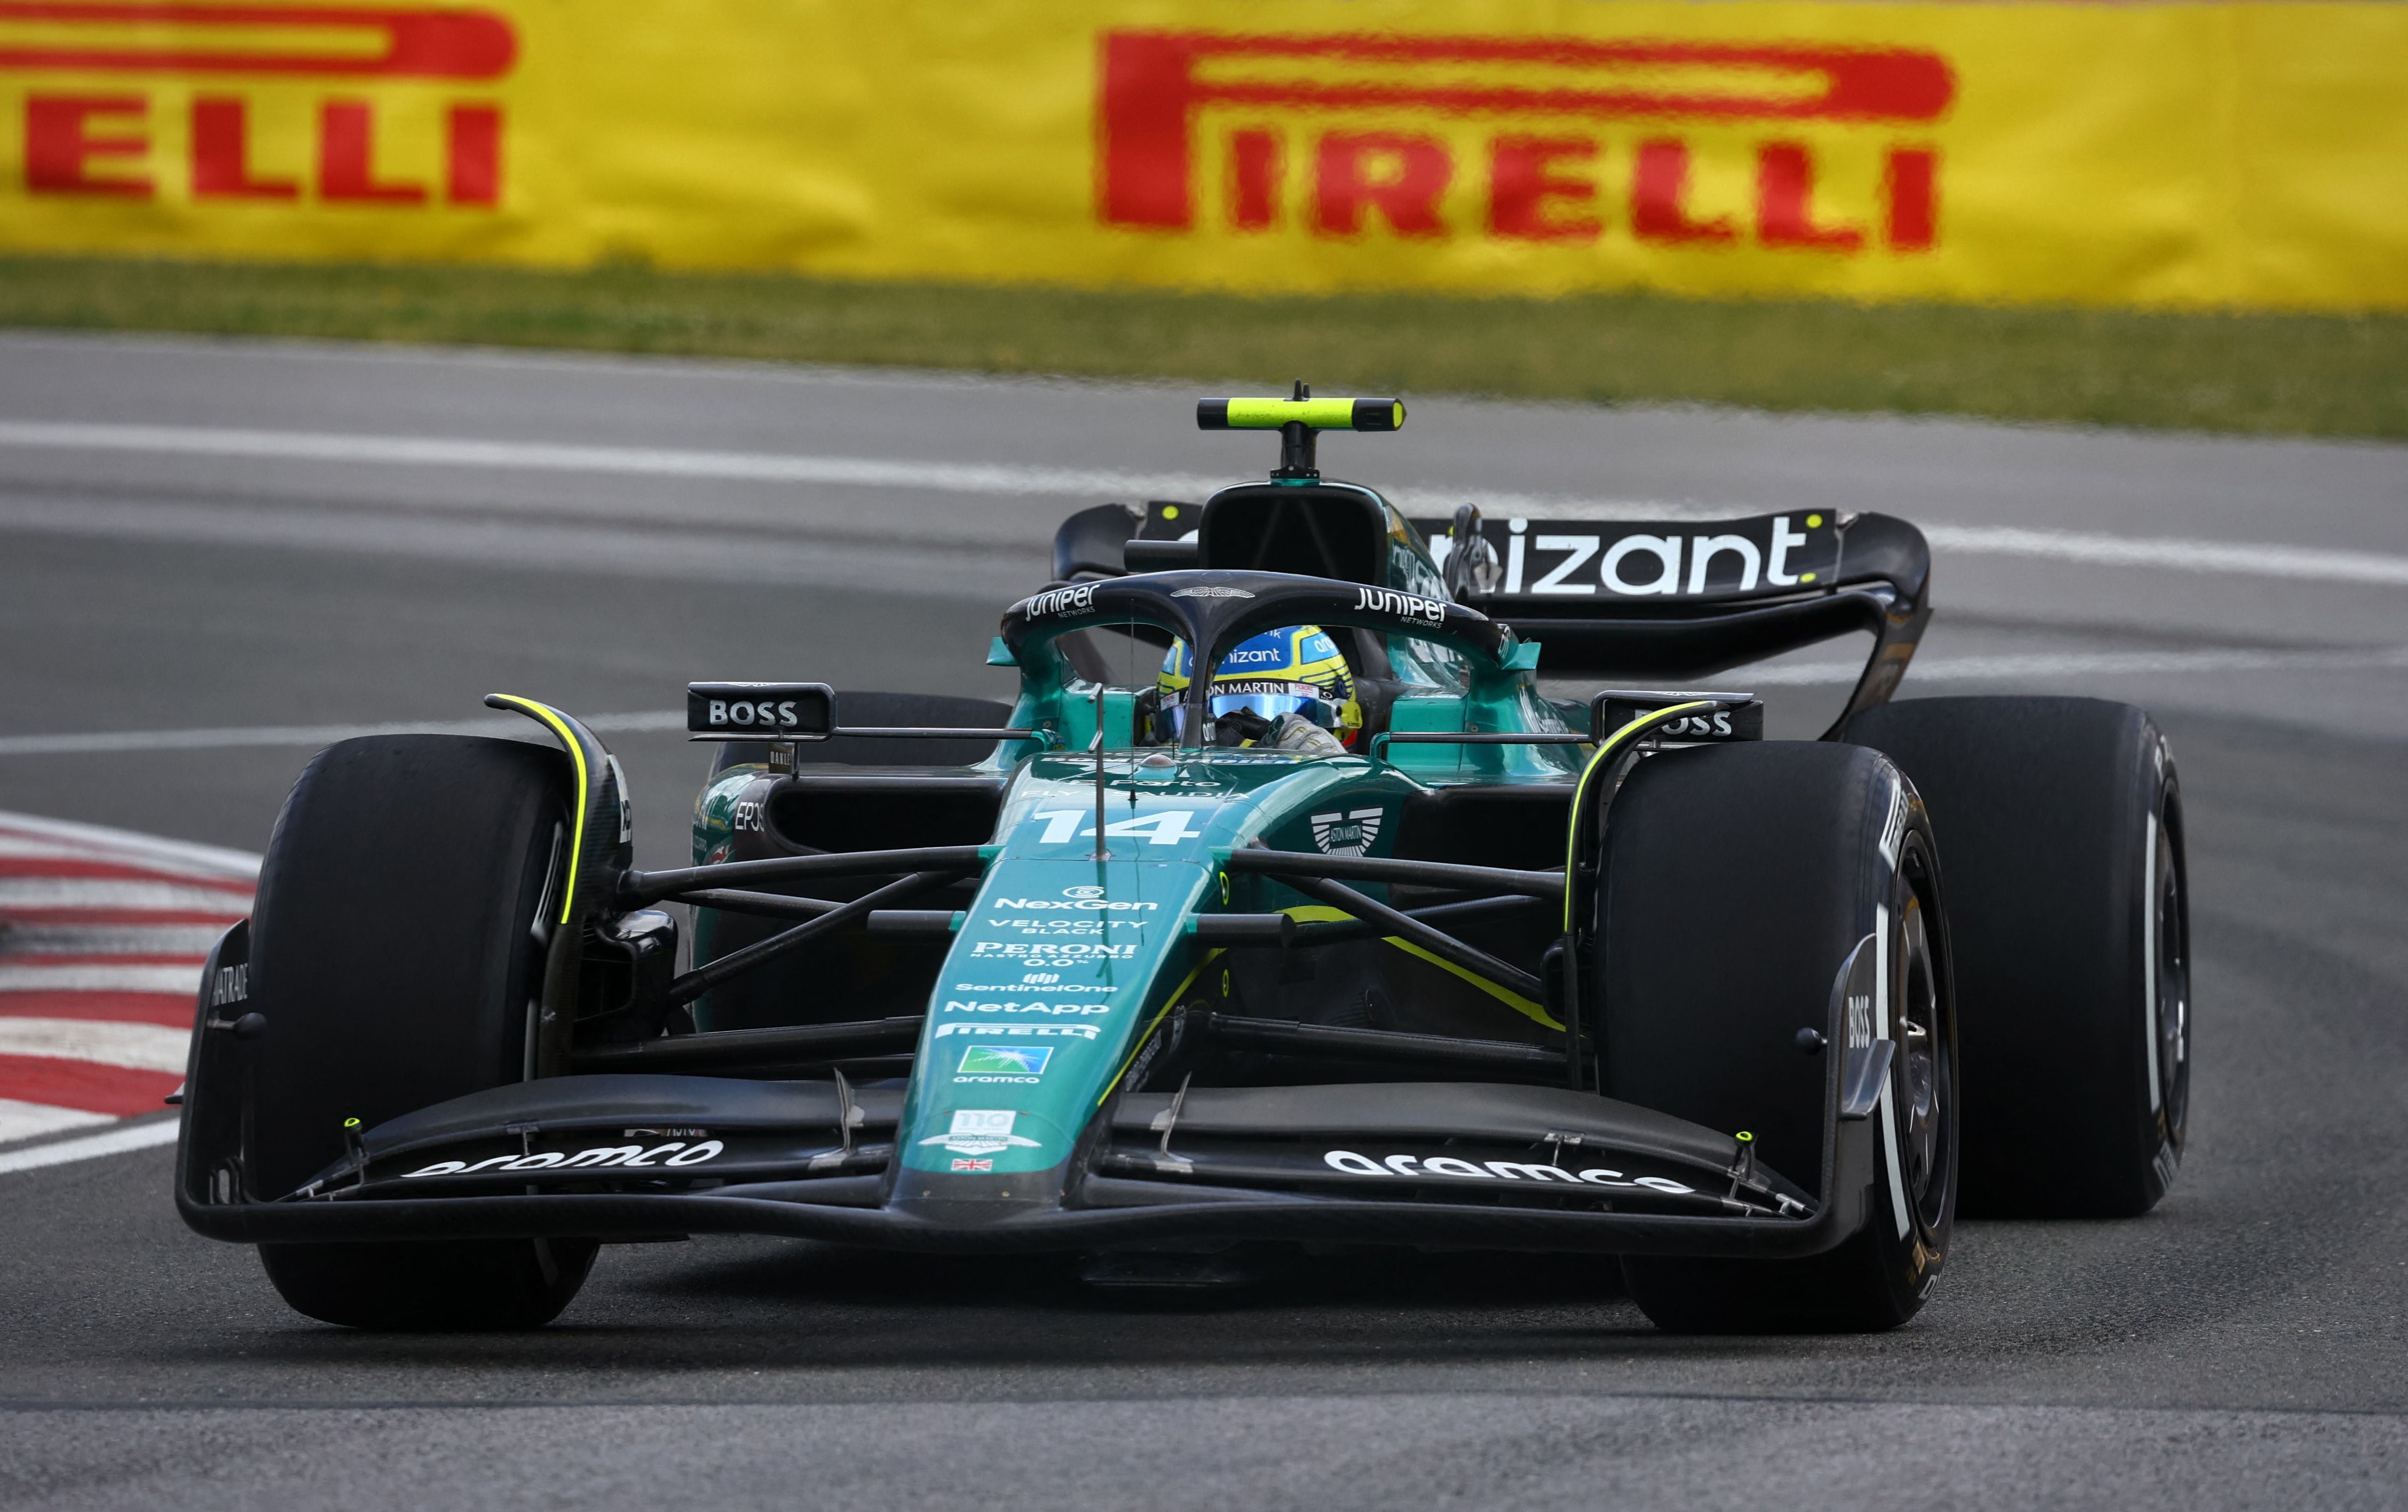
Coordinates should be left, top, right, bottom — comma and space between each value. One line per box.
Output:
952, 1158, 994, 1173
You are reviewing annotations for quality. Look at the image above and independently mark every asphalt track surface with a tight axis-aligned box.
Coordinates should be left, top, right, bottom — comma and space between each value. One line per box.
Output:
2, 333, 2405, 1509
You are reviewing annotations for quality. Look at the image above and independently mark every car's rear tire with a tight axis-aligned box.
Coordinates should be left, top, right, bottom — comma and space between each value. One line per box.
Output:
1602, 741, 1958, 1333
1843, 696, 2188, 1217
248, 734, 597, 1329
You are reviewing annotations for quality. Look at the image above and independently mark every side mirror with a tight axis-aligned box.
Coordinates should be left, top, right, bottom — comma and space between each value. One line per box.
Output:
1443, 503, 1503, 599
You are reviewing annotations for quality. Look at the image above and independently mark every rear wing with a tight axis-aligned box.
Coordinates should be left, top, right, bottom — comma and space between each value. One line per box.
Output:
1049, 497, 1928, 733
1409, 509, 1931, 731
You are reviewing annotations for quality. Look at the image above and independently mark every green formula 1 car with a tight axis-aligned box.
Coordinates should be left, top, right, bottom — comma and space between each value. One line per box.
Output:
177, 389, 2190, 1333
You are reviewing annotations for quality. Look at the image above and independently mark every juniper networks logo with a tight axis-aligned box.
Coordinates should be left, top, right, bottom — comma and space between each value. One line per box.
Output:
1310, 807, 1383, 857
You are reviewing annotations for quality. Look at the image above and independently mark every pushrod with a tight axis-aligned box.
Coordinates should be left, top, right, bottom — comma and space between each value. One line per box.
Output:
1274, 872, 1548, 1006
620, 845, 990, 908
572, 1015, 924, 1073
665, 870, 960, 1006
1223, 848, 1564, 899
1196, 1012, 1564, 1073
678, 888, 847, 921
1288, 893, 1547, 947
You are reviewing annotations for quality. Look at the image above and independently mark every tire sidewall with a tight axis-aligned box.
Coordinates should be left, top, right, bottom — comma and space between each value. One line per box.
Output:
1863, 814, 1959, 1319
2136, 732, 2189, 1206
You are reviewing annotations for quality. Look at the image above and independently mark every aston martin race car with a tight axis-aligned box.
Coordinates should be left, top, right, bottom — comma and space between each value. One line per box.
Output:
176, 389, 2191, 1333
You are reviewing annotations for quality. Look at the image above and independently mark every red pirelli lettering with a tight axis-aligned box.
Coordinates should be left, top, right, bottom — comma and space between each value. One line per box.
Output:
1099, 28, 1954, 231
1631, 138, 1733, 244
1885, 146, 1938, 250
0, 2, 514, 78
447, 102, 499, 204
24, 92, 148, 195
1314, 131, 1450, 238
1489, 136, 1600, 241
192, 96, 295, 199
1227, 127, 1278, 231
1757, 142, 1863, 251
318, 98, 421, 202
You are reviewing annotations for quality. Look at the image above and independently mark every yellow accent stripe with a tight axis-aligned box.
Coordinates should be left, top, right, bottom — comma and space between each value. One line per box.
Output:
1277, 905, 1562, 1033
1562, 701, 1714, 932
490, 694, 589, 926
1096, 948, 1223, 1105
1221, 397, 1398, 431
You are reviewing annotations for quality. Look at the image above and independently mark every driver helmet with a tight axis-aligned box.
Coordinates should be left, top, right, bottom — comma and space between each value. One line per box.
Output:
1157, 625, 1363, 749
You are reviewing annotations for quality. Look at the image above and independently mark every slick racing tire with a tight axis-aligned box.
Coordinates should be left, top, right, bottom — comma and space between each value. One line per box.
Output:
1604, 742, 1959, 1334
248, 734, 597, 1330
1843, 696, 2188, 1218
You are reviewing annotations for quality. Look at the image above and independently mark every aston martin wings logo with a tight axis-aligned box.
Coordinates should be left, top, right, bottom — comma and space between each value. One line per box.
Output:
1309, 807, 1385, 858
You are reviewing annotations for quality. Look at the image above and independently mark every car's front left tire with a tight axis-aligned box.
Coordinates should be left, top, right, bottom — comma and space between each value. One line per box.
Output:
247, 734, 596, 1329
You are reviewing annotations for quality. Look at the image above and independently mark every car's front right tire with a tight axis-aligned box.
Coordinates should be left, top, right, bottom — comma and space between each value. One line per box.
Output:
1599, 740, 1959, 1333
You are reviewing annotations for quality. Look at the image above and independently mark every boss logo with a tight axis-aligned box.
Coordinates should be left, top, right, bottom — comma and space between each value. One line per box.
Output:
1597, 699, 1765, 743
713, 700, 796, 727
686, 683, 831, 736
1661, 711, 1734, 738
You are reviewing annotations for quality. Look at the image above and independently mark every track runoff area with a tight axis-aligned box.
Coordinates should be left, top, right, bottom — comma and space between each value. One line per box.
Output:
0, 811, 253, 1170
1, 338, 2405, 1507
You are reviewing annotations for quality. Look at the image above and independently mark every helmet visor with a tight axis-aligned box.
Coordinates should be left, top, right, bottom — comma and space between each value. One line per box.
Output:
1166, 690, 1339, 743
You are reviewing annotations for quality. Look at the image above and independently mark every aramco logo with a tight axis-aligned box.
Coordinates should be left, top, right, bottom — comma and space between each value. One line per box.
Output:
1, 2, 516, 207
1098, 30, 1955, 254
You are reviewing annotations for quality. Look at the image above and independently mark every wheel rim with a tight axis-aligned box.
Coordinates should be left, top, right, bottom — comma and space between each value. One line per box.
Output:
1896, 861, 1953, 1232
2154, 795, 2190, 1147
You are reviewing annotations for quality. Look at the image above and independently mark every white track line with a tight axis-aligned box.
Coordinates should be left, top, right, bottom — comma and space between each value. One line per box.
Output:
1921, 525, 2408, 588
7, 418, 2408, 584
0, 810, 261, 880
0, 1018, 193, 1072
1748, 644, 2408, 686
6, 645, 2408, 760
0, 963, 205, 993
0, 418, 1245, 509
0, 1098, 115, 1144
0, 1117, 180, 1174
0, 707, 684, 757
0, 877, 253, 911
0, 924, 233, 955
0, 809, 256, 1175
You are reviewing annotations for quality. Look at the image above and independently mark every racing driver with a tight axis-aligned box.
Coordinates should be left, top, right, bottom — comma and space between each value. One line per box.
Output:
1151, 625, 1360, 756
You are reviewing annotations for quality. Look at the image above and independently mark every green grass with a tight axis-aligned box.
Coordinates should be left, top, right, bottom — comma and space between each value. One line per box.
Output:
3, 253, 2402, 439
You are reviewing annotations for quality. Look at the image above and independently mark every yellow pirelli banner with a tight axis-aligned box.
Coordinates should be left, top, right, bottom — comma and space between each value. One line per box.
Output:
0, 1, 2402, 310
